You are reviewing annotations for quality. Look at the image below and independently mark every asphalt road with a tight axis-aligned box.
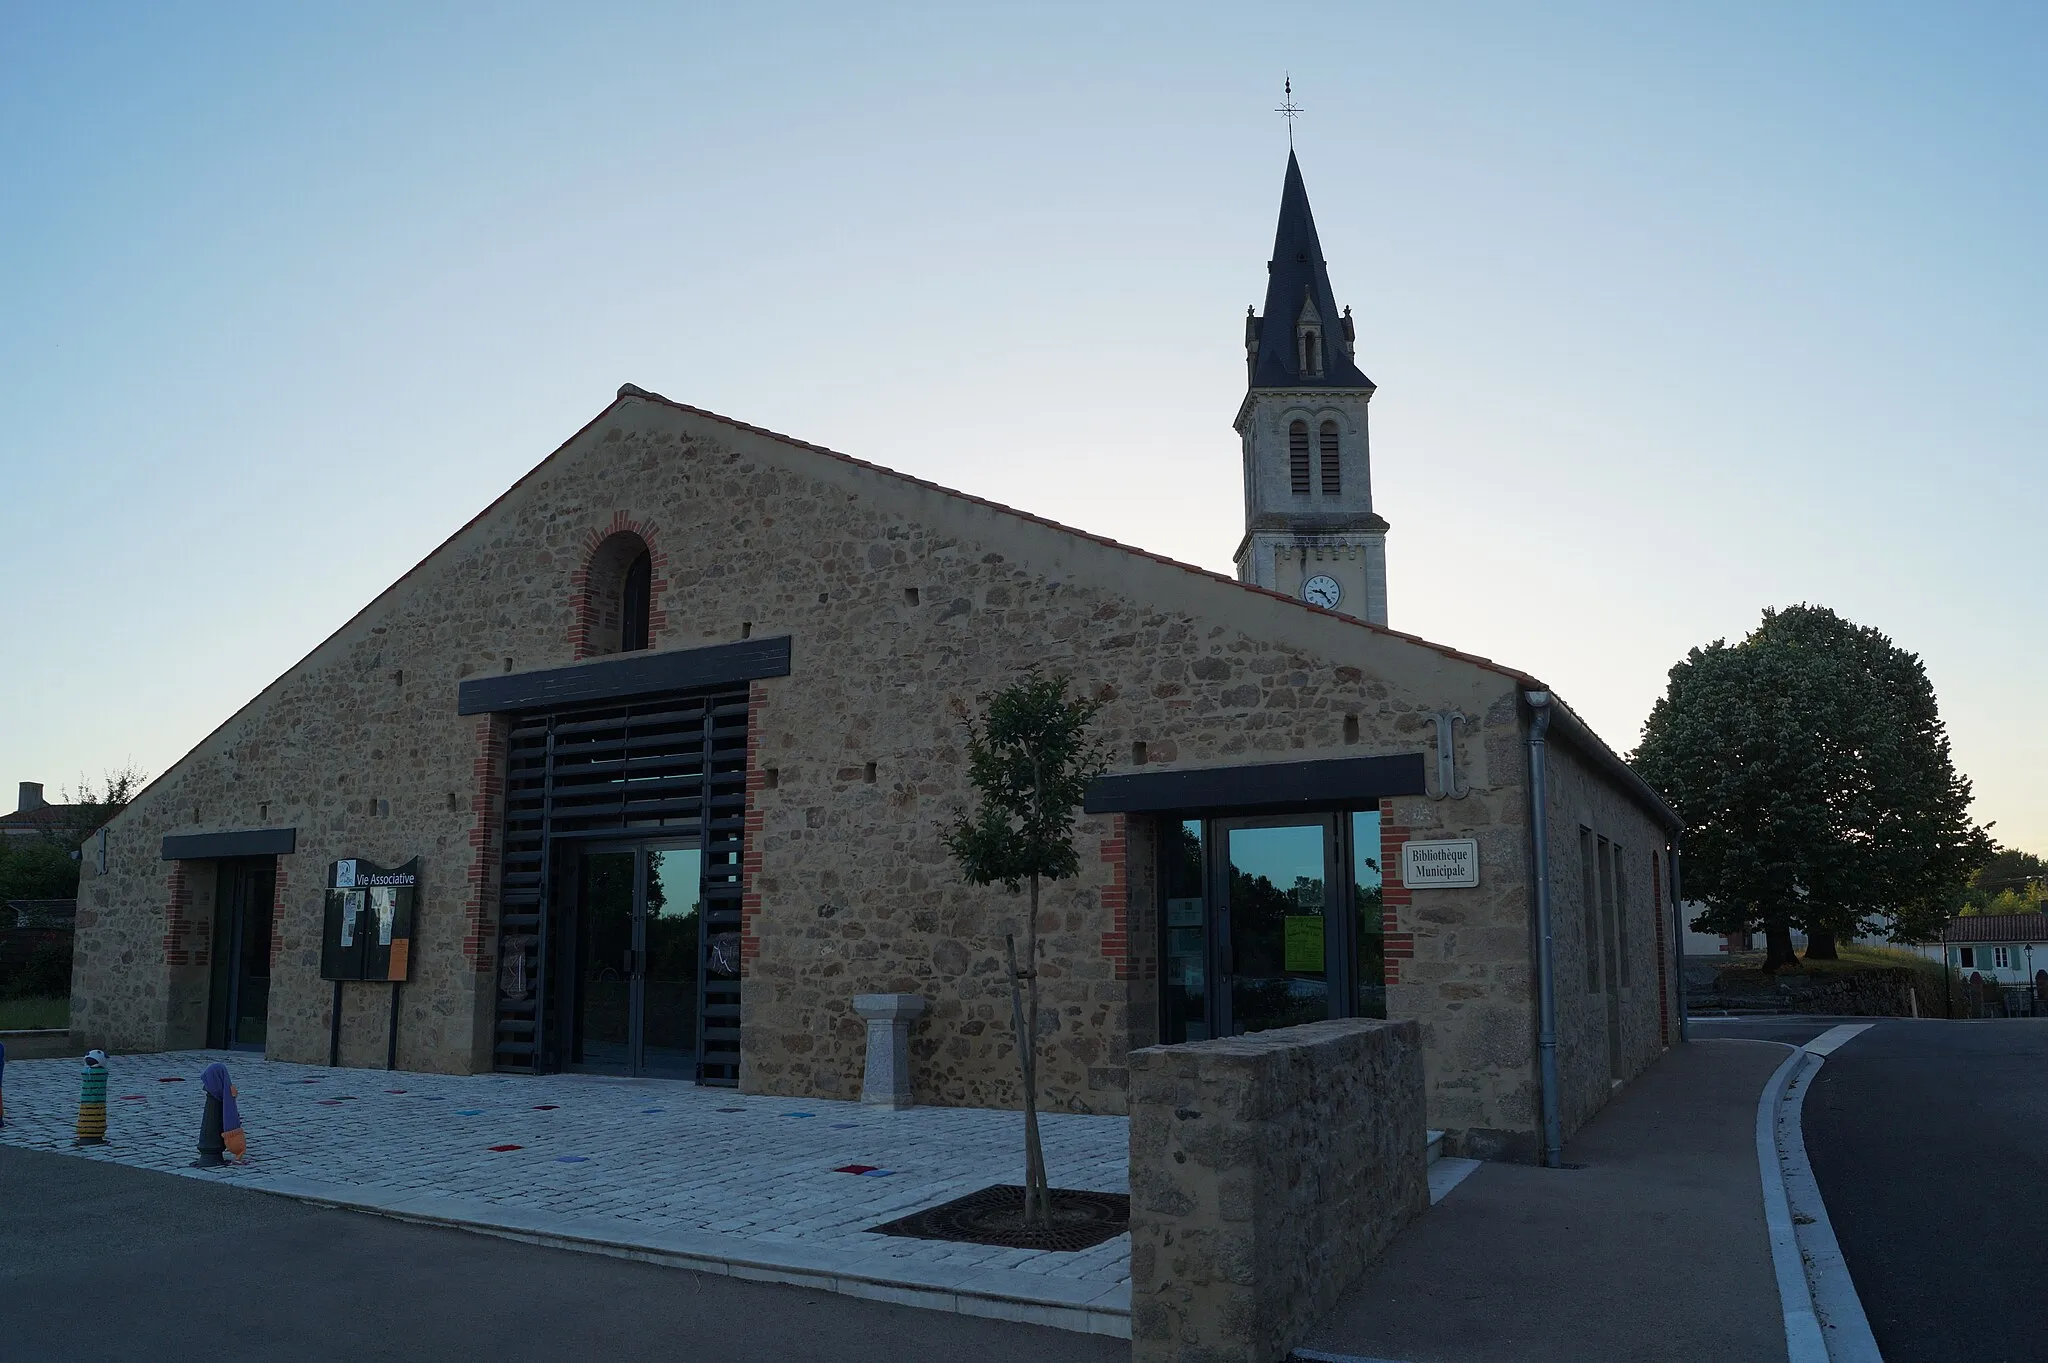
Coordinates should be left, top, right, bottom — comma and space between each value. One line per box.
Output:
0, 1145, 1124, 1363
1696, 1015, 2048, 1363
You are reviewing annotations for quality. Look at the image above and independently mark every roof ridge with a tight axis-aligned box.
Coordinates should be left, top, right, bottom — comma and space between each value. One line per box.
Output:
629, 389, 1541, 689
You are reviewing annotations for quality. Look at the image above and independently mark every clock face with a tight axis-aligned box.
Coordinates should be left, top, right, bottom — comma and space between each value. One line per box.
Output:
1302, 574, 1342, 609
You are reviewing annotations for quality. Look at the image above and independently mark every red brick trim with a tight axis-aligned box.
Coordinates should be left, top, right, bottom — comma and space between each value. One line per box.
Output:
463, 715, 506, 973
269, 858, 289, 969
162, 861, 195, 967
1651, 849, 1669, 1045
1097, 815, 1132, 981
567, 513, 671, 660
1380, 799, 1412, 985
739, 682, 767, 974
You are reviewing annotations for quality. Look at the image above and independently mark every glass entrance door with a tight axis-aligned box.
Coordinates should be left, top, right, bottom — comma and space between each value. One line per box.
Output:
1219, 817, 1340, 1035
208, 859, 275, 1051
640, 847, 702, 1076
570, 841, 702, 1077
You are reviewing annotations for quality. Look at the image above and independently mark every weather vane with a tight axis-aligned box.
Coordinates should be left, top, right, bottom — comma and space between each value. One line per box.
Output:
1276, 74, 1302, 148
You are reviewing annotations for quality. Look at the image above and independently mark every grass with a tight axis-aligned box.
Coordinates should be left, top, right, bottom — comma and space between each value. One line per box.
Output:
0, 996, 69, 1031
1707, 942, 1952, 1015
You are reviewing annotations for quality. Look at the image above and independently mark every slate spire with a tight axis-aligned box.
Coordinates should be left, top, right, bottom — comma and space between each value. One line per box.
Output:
1247, 150, 1373, 390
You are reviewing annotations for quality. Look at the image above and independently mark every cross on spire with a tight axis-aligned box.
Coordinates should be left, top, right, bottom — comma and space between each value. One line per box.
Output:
1275, 74, 1302, 148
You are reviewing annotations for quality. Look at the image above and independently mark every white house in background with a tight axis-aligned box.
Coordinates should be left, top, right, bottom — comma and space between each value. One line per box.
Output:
1943, 915, 2048, 987
1680, 903, 1806, 956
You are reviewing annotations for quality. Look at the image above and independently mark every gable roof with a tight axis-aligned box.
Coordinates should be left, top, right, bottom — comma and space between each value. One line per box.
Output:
1249, 151, 1375, 390
106, 385, 1678, 838
1944, 914, 2048, 944
0, 803, 94, 833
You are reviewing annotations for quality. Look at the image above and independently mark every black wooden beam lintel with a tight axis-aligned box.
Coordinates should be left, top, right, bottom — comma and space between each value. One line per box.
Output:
457, 636, 792, 716
1084, 752, 1427, 816
161, 827, 299, 861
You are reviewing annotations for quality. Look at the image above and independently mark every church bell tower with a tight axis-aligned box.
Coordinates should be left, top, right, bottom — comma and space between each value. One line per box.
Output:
1234, 150, 1388, 626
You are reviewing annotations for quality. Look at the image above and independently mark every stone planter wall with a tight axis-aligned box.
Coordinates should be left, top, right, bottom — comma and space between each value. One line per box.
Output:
1127, 1018, 1427, 1363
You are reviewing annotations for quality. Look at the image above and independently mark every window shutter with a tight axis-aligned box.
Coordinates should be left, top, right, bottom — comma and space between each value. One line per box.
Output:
1289, 421, 1310, 495
1319, 422, 1340, 496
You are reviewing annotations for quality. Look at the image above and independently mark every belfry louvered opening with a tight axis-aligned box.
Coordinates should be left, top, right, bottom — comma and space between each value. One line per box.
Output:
1319, 421, 1341, 496
1289, 420, 1311, 496
492, 687, 749, 1085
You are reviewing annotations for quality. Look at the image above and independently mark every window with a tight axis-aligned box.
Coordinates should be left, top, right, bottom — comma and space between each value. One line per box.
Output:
1353, 809, 1385, 1019
1995, 946, 2011, 969
1959, 946, 1975, 968
1614, 844, 1630, 988
1581, 828, 1600, 992
1302, 329, 1320, 375
1289, 420, 1310, 495
1319, 422, 1341, 496
621, 551, 652, 652
577, 530, 655, 657
1598, 836, 1617, 994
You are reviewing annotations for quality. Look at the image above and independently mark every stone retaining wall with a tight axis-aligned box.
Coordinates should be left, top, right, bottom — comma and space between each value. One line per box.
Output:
1128, 1018, 1427, 1363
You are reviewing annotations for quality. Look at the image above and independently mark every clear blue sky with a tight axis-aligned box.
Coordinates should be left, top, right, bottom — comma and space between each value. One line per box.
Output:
3, 3, 2042, 853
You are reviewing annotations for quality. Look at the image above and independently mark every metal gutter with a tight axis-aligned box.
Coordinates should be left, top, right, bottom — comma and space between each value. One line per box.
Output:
1524, 690, 1565, 1168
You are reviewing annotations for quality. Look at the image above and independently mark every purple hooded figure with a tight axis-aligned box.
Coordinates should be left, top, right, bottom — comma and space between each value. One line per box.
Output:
199, 1062, 245, 1162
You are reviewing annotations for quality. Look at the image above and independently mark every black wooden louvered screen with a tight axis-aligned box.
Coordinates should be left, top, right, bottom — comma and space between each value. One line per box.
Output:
1319, 421, 1341, 496
492, 687, 749, 1085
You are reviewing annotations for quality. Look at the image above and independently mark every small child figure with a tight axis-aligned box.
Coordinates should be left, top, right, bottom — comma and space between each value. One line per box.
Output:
195, 1062, 245, 1165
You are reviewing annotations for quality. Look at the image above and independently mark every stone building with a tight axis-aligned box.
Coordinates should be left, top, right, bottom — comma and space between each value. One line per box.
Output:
71, 152, 1681, 1159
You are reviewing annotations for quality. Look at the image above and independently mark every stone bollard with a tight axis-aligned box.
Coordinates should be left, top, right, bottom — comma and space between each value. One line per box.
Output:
74, 1049, 109, 1146
852, 994, 926, 1109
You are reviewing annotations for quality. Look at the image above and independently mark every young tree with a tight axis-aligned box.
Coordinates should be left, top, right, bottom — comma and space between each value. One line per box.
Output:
944, 670, 1108, 1227
1633, 606, 1989, 971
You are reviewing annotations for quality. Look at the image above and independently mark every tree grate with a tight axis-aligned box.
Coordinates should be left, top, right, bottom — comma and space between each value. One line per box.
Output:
868, 1184, 1129, 1252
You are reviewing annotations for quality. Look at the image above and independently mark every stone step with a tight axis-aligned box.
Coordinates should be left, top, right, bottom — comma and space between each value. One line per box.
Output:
1426, 1129, 1444, 1166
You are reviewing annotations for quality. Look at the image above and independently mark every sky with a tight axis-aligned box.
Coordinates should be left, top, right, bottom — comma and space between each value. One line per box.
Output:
2, 3, 2043, 853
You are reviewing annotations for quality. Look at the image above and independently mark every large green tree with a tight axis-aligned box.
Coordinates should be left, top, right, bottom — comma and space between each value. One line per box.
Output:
1632, 605, 1989, 971
1958, 845, 2048, 915
944, 669, 1107, 1227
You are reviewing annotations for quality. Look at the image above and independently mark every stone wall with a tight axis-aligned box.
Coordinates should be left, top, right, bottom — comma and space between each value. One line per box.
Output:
1128, 1018, 1427, 1363
73, 392, 1661, 1133
1540, 731, 1677, 1146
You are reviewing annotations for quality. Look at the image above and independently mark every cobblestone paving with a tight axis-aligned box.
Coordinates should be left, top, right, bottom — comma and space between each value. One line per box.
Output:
0, 1050, 1130, 1295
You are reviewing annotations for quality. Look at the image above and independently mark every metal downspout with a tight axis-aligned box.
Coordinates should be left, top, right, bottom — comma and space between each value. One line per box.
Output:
1669, 836, 1688, 1042
1525, 690, 1564, 1168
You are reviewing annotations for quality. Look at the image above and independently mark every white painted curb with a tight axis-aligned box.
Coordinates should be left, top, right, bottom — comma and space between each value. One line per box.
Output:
1758, 1045, 1831, 1363
1781, 1032, 1883, 1363
1755, 1026, 1884, 1363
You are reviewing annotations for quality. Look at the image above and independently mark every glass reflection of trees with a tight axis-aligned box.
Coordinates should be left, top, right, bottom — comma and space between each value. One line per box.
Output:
1230, 865, 1330, 1032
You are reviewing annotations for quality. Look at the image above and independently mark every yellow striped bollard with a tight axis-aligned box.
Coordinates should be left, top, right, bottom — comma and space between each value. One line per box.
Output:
74, 1049, 109, 1145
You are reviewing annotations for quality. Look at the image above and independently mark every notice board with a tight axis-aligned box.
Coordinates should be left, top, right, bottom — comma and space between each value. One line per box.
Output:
321, 858, 419, 982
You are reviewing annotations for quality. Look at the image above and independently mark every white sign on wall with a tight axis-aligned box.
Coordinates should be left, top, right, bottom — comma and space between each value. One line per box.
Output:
1401, 839, 1480, 889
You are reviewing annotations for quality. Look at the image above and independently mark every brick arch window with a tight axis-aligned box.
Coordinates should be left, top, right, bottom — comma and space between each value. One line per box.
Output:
570, 518, 669, 659
1319, 420, 1341, 496
1289, 420, 1311, 496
